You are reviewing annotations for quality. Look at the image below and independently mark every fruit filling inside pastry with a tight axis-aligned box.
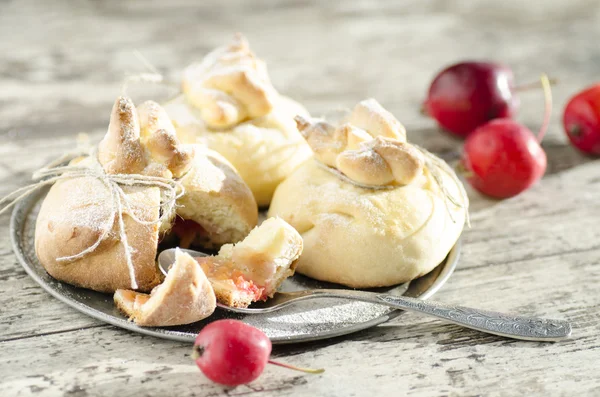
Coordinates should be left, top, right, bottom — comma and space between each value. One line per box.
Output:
194, 217, 303, 308
168, 217, 210, 249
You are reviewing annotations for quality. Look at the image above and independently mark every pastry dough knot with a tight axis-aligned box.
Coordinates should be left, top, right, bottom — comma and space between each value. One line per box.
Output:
98, 97, 194, 179
182, 34, 278, 129
337, 136, 424, 186
295, 99, 423, 186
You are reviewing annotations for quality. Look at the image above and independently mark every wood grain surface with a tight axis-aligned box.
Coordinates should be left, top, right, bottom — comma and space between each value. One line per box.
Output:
1, 1, 599, 396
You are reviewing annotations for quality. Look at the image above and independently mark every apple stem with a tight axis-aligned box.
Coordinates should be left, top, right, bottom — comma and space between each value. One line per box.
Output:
420, 102, 429, 117
267, 360, 325, 374
568, 125, 583, 138
537, 73, 553, 142
454, 161, 474, 179
191, 345, 204, 360
514, 77, 558, 92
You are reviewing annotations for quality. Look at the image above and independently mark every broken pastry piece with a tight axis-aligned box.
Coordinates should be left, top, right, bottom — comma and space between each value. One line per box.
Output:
114, 249, 216, 326
35, 96, 257, 294
164, 34, 312, 206
196, 217, 303, 308
268, 99, 468, 288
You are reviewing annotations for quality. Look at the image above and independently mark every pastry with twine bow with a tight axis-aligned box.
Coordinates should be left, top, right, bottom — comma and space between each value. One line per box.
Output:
268, 99, 469, 288
4, 96, 258, 293
164, 34, 312, 206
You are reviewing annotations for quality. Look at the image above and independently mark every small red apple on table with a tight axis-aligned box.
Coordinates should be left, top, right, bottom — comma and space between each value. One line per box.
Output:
423, 62, 553, 199
563, 84, 600, 156
459, 74, 552, 199
192, 320, 323, 387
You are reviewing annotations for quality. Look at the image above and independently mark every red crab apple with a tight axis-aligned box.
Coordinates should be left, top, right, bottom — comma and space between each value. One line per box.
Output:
192, 320, 324, 387
460, 74, 552, 199
423, 61, 555, 138
563, 83, 600, 156
423, 61, 518, 137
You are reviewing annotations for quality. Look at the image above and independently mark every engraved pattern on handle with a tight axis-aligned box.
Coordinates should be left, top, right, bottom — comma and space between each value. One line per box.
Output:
376, 294, 572, 341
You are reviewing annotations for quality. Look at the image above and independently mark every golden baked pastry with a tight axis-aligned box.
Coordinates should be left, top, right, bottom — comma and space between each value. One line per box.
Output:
268, 99, 468, 288
173, 147, 258, 248
35, 169, 164, 293
196, 217, 303, 308
164, 34, 312, 206
114, 249, 216, 326
35, 96, 257, 293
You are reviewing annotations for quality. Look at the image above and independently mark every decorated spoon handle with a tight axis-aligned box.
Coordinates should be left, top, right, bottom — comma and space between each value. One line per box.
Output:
373, 294, 572, 342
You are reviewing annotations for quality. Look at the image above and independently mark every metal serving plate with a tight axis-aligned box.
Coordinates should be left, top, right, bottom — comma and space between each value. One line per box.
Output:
11, 186, 460, 344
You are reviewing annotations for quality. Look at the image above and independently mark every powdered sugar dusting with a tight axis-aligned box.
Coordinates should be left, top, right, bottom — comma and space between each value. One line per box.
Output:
297, 99, 427, 187
182, 34, 278, 129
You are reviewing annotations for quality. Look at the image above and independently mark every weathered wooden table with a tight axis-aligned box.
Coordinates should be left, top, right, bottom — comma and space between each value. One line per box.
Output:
1, 1, 599, 396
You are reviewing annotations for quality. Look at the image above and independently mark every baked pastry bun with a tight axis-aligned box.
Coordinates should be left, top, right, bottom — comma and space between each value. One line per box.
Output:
164, 34, 312, 206
35, 169, 163, 293
114, 249, 216, 326
196, 217, 303, 308
35, 96, 257, 293
135, 99, 258, 249
169, 146, 258, 249
268, 99, 468, 288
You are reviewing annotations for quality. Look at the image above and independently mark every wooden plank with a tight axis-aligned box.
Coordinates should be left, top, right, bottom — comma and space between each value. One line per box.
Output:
0, 247, 598, 396
1, 162, 599, 394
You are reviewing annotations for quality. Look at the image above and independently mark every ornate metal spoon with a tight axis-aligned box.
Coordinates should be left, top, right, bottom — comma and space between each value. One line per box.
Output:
158, 248, 572, 342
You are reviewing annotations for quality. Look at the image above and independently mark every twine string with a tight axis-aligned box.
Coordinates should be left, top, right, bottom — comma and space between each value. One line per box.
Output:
120, 50, 179, 96
414, 145, 471, 227
0, 151, 184, 289
313, 146, 470, 227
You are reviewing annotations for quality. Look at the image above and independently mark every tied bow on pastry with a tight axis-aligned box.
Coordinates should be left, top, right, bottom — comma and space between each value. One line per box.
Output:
0, 97, 192, 289
181, 34, 279, 129
296, 98, 469, 225
295, 98, 424, 187
100, 97, 195, 179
